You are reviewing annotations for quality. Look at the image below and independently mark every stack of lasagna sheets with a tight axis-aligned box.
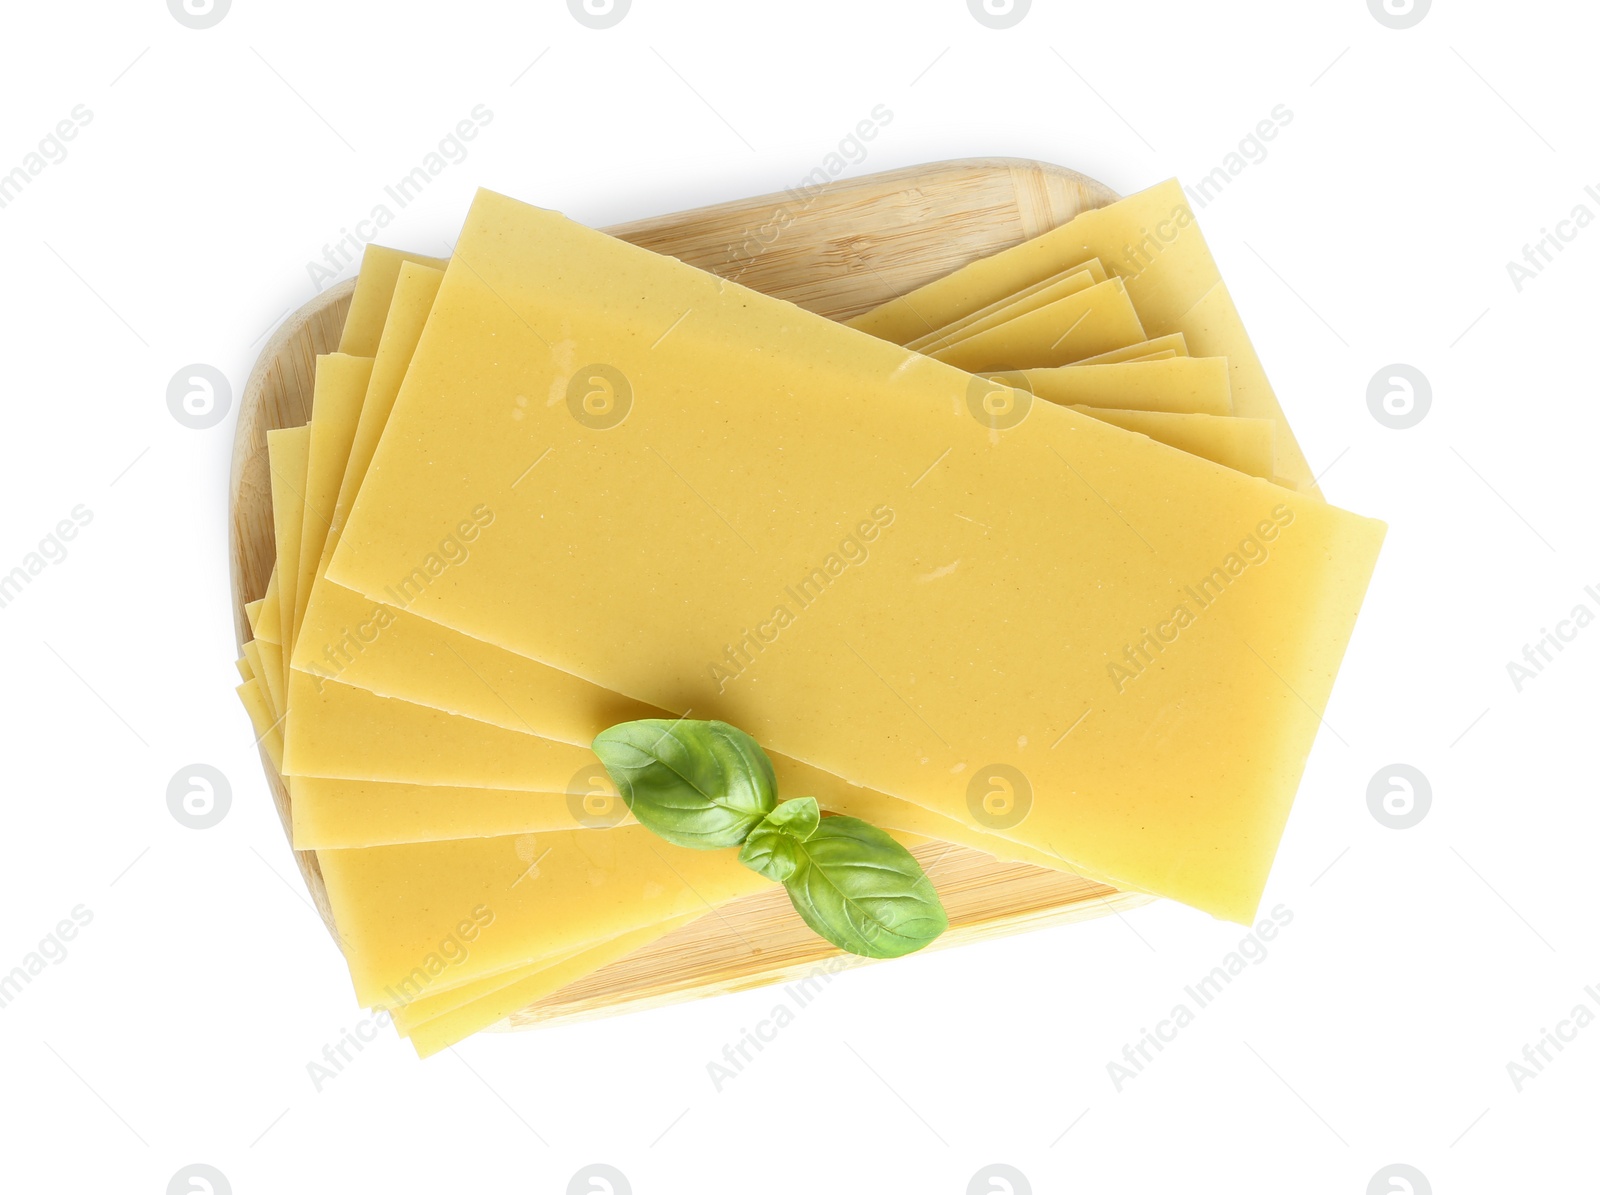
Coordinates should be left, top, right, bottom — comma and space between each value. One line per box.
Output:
233, 180, 1384, 1055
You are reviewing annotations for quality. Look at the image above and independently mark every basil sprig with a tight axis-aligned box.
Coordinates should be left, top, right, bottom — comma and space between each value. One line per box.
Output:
592, 719, 948, 959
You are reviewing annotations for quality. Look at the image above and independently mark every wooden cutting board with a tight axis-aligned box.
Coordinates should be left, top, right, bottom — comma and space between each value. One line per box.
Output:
228, 157, 1154, 1031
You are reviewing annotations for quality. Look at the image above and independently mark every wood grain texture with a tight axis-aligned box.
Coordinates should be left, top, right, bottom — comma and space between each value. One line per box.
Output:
507, 844, 1147, 1030
228, 157, 1141, 1027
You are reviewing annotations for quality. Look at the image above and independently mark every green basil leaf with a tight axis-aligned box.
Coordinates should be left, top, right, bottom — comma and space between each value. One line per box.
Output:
737, 797, 822, 883
591, 719, 776, 849
759, 795, 822, 838
780, 815, 948, 958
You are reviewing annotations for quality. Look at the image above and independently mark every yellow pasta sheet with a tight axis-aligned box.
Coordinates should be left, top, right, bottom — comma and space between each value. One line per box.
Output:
906, 262, 1104, 353
325, 188, 1384, 923
927, 278, 1147, 371
848, 181, 1319, 492
338, 245, 448, 356
1073, 408, 1275, 480
999, 357, 1233, 416
295, 354, 372, 636
285, 256, 1120, 869
319, 829, 771, 1008
1072, 334, 1188, 365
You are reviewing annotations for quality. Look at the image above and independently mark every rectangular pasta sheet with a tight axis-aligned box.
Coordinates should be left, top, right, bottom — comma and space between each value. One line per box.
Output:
326, 188, 1384, 922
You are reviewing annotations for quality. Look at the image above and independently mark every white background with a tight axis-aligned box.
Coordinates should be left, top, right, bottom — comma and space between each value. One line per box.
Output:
0, 0, 1594, 1191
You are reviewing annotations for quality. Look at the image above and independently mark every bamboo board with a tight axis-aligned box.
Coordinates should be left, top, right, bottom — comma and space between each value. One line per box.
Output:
228, 158, 1155, 1031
